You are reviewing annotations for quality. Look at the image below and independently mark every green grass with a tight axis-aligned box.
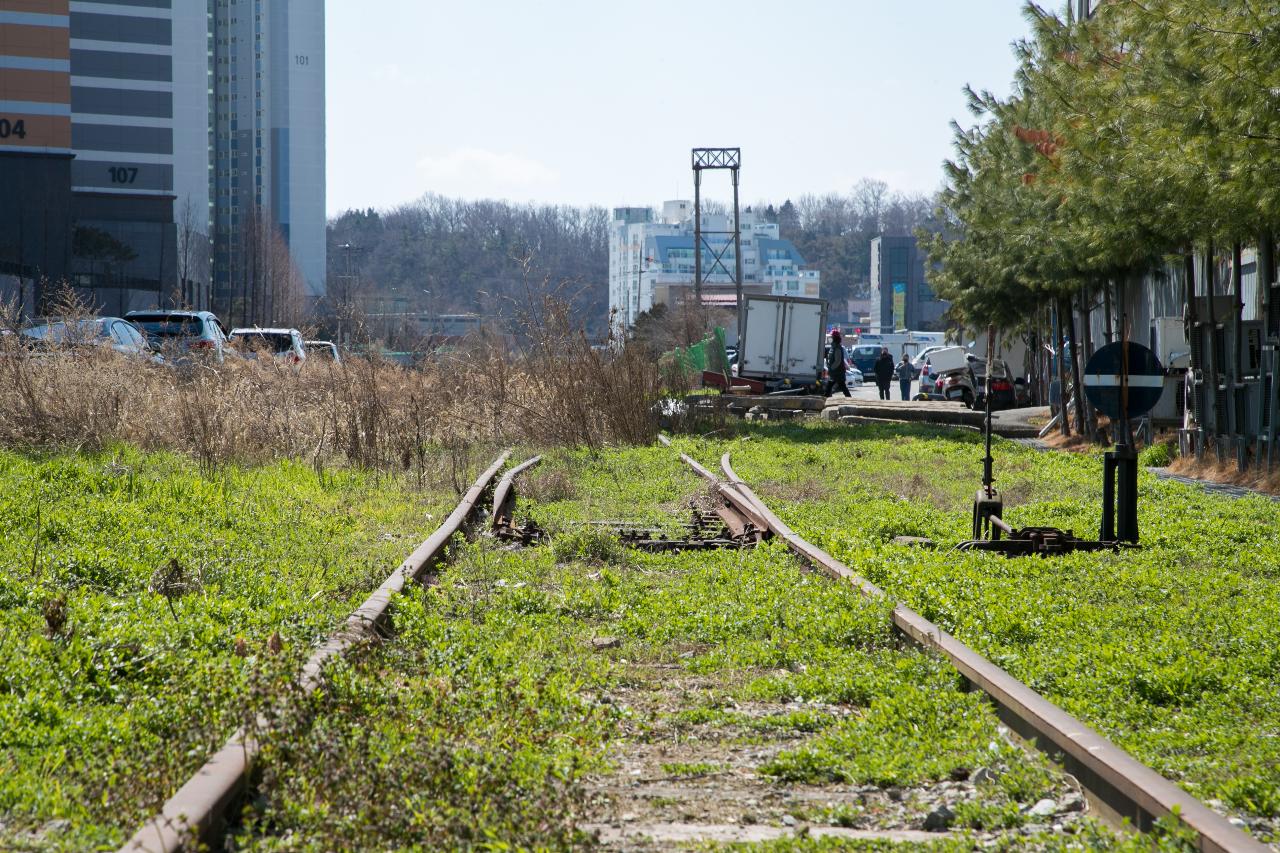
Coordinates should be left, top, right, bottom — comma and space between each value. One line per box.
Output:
0, 446, 455, 851
231, 445, 1121, 849
675, 420, 1280, 834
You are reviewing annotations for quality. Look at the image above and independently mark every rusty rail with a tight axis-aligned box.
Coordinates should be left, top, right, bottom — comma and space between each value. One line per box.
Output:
678, 448, 1264, 853
492, 455, 543, 530
122, 451, 515, 853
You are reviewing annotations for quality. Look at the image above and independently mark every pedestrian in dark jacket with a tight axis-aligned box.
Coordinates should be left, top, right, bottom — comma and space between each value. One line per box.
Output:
895, 352, 914, 400
824, 330, 850, 398
873, 347, 894, 400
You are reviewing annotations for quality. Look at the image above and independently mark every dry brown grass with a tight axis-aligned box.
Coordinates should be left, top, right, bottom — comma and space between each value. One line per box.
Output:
1168, 454, 1280, 494
0, 299, 663, 470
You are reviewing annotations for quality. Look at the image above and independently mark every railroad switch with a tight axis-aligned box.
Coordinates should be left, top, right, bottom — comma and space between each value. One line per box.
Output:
958, 523, 1130, 557
611, 503, 765, 552
959, 325, 1137, 558
493, 516, 545, 546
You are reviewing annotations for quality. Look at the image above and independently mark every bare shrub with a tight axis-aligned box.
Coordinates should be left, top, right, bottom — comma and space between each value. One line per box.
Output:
523, 467, 575, 503
0, 297, 664, 468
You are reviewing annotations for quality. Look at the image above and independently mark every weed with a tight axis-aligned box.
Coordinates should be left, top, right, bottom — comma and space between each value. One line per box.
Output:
684, 420, 1280, 822
0, 447, 456, 850
661, 761, 724, 778
551, 528, 628, 565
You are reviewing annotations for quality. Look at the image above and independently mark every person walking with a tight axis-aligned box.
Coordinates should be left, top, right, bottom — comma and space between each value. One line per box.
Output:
895, 352, 914, 400
824, 330, 851, 398
873, 347, 894, 400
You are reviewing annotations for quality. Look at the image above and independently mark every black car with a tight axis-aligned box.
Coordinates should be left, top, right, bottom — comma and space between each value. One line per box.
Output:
970, 357, 1016, 410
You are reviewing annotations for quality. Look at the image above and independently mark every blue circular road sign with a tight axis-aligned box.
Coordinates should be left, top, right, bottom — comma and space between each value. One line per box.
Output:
1083, 341, 1165, 420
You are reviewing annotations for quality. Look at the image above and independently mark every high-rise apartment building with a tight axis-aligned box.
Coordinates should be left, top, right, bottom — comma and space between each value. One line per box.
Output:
67, 0, 179, 312
211, 0, 325, 323
608, 201, 820, 331
0, 0, 75, 310
0, 0, 324, 320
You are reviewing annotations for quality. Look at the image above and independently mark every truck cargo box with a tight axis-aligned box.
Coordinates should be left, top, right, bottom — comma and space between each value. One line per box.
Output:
738, 295, 828, 386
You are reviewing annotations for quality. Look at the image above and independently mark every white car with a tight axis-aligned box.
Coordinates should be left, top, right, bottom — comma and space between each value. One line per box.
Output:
228, 327, 307, 364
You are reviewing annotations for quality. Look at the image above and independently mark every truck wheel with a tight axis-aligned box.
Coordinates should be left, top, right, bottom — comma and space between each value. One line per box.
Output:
963, 391, 975, 409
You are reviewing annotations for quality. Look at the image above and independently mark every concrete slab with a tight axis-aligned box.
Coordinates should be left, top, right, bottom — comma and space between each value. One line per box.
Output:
822, 400, 1049, 438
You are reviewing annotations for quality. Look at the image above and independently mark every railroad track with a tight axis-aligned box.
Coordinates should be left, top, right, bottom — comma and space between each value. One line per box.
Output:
120, 441, 1267, 852
658, 437, 1264, 853
121, 450, 525, 853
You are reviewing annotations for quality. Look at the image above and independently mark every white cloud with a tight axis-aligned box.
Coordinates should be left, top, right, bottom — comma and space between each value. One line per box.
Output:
415, 147, 559, 192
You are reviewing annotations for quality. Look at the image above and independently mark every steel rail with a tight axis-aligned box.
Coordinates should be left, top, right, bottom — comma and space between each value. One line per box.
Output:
697, 449, 1263, 853
491, 454, 543, 529
121, 450, 515, 853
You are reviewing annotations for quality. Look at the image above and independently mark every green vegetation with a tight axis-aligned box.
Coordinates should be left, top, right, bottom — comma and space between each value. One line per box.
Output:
233, 445, 1110, 849
681, 421, 1280, 835
0, 446, 453, 850
927, 2, 1278, 336
15, 429, 1257, 849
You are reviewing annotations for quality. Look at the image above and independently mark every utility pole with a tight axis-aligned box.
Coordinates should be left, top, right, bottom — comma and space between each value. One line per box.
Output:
337, 242, 360, 347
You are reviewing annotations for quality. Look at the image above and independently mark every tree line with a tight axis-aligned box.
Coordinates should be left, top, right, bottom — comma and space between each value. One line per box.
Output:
325, 181, 938, 339
924, 1, 1278, 440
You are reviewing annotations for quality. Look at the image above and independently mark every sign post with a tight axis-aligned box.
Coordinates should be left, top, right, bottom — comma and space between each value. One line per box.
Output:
1084, 341, 1165, 543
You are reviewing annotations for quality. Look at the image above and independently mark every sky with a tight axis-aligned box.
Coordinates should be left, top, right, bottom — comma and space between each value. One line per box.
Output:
324, 1, 1036, 216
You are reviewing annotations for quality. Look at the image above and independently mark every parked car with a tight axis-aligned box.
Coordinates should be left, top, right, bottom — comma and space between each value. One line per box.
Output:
937, 370, 975, 407
125, 310, 231, 362
304, 340, 341, 364
227, 327, 306, 364
968, 356, 1016, 411
21, 316, 157, 360
1013, 377, 1033, 408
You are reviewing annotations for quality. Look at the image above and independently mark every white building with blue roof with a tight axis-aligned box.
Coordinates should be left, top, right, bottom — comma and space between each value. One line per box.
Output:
608, 201, 821, 331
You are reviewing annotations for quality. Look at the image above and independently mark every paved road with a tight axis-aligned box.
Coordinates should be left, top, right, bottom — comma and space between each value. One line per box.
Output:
833, 376, 918, 402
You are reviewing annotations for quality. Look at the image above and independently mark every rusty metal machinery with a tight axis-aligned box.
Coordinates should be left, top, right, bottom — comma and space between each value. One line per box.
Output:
615, 502, 764, 552
958, 516, 1128, 557
960, 326, 1133, 557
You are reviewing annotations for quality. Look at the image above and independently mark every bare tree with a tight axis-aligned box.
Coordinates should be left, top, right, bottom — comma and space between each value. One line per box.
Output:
175, 195, 209, 308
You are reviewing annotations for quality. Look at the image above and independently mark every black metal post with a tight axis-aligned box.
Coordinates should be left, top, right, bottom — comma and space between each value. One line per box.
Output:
1101, 452, 1116, 542
693, 169, 702, 306
983, 324, 995, 493
732, 164, 743, 351
1116, 446, 1139, 543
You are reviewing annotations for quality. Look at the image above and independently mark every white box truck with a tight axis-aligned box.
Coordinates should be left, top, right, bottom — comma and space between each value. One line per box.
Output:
737, 294, 828, 389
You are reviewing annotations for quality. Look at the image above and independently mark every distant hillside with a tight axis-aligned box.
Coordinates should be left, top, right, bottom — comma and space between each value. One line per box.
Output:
328, 180, 937, 336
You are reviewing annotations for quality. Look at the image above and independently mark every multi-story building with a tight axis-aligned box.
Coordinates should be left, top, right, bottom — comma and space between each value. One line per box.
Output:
868, 235, 948, 332
0, 0, 323, 321
0, 0, 75, 311
66, 0, 181, 313
608, 201, 820, 331
212, 0, 325, 324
